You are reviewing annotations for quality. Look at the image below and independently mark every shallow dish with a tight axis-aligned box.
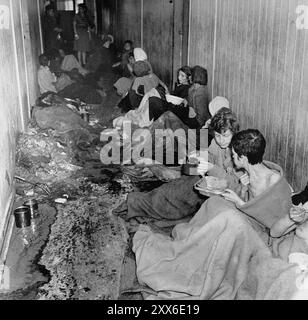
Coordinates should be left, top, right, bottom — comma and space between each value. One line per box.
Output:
194, 176, 227, 197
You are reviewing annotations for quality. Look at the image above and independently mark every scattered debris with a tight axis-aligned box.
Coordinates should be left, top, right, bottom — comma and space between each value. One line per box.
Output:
37, 181, 129, 300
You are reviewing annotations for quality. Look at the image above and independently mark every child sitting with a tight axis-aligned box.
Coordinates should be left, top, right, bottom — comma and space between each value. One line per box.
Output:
172, 66, 192, 99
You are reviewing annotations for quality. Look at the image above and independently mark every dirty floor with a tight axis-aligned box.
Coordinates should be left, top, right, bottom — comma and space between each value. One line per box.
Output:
0, 68, 147, 300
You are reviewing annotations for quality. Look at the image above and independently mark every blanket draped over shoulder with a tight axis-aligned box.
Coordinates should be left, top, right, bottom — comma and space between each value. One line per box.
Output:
236, 161, 292, 242
132, 162, 299, 300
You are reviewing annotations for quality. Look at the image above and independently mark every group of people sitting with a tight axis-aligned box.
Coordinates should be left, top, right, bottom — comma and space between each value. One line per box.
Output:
37, 33, 308, 299
37, 33, 117, 105
109, 42, 308, 300
113, 44, 210, 132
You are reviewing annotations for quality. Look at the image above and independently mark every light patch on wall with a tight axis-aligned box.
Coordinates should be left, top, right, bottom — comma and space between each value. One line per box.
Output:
0, 5, 10, 30
5, 171, 10, 187
296, 5, 308, 30
57, 0, 74, 11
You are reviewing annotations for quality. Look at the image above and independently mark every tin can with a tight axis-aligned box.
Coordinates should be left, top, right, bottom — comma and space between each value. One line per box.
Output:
14, 206, 31, 228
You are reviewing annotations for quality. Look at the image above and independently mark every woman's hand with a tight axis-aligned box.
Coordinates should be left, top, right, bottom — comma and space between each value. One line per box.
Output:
222, 189, 245, 206
74, 33, 79, 40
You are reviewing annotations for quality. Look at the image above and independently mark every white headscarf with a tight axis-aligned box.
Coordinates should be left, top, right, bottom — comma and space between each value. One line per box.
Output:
134, 48, 148, 62
209, 96, 230, 117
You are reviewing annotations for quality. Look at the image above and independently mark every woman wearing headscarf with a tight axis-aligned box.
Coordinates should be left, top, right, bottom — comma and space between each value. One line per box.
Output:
117, 48, 169, 112
133, 48, 169, 93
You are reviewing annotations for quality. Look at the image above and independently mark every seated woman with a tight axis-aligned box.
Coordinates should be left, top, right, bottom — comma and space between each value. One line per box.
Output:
85, 34, 114, 74
117, 60, 168, 113
42, 52, 105, 104
172, 66, 192, 99
206, 108, 247, 195
38, 54, 58, 94
112, 40, 134, 76
113, 52, 135, 97
47, 49, 84, 84
164, 66, 210, 129
188, 66, 210, 127
132, 129, 298, 300
133, 48, 169, 93
114, 107, 244, 226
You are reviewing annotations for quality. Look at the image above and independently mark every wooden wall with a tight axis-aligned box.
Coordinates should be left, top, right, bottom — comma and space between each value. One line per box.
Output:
188, 0, 216, 97
142, 0, 174, 86
116, 0, 142, 47
0, 0, 42, 261
110, 0, 187, 88
100, 0, 308, 190
23, 0, 44, 106
189, 0, 308, 191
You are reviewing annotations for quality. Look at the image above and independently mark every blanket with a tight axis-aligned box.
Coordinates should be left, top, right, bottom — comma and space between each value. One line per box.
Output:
236, 161, 292, 241
125, 176, 203, 224
132, 162, 298, 300
122, 139, 242, 225
133, 197, 299, 300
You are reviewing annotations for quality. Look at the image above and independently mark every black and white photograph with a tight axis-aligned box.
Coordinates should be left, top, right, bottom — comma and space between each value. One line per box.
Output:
0, 0, 308, 304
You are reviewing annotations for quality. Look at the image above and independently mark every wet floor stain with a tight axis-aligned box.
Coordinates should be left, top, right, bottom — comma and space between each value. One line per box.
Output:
0, 204, 57, 300
0, 176, 132, 300
37, 180, 130, 300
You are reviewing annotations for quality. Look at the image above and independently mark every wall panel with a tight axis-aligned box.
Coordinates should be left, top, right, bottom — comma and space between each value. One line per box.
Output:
106, 0, 308, 190
188, 0, 216, 99
22, 0, 43, 107
0, 0, 22, 257
193, 0, 308, 191
142, 0, 174, 87
0, 0, 42, 261
115, 0, 142, 47
112, 0, 187, 88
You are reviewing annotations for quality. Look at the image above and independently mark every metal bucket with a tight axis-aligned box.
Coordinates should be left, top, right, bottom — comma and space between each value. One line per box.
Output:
24, 199, 39, 219
14, 206, 31, 228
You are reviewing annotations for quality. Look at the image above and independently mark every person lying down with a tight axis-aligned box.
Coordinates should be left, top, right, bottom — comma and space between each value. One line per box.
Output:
132, 129, 304, 300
